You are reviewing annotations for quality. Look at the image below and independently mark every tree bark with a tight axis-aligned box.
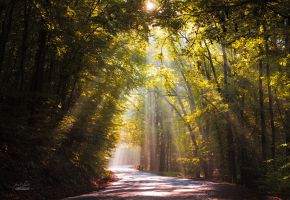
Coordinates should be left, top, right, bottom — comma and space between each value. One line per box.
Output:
0, 0, 14, 74
221, 44, 230, 85
264, 37, 276, 159
17, 0, 29, 91
204, 41, 221, 92
221, 43, 237, 183
226, 116, 237, 183
259, 59, 267, 160
31, 28, 47, 93
285, 109, 290, 156
149, 90, 157, 171
29, 27, 47, 124
158, 100, 166, 172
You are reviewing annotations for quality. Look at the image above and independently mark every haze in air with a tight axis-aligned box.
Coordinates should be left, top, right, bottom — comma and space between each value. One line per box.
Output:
0, 0, 289, 199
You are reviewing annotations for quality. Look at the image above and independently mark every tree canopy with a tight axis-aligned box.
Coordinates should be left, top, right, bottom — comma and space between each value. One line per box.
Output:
0, 0, 289, 199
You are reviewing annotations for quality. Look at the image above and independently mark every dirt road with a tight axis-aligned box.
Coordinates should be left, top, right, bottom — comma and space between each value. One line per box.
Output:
64, 166, 260, 200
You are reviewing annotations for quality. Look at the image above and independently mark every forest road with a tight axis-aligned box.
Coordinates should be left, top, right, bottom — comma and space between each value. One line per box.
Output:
64, 166, 260, 200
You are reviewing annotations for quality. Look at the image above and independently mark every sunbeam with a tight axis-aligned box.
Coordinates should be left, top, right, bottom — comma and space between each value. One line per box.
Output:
146, 0, 156, 11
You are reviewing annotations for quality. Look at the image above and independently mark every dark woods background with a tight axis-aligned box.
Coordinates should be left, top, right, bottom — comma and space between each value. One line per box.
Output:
0, 0, 148, 198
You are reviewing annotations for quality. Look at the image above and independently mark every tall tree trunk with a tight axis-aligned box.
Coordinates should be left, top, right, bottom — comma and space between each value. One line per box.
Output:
221, 44, 230, 85
0, 0, 14, 74
29, 28, 47, 123
160, 87, 201, 177
166, 129, 171, 171
237, 93, 250, 185
221, 43, 237, 183
149, 91, 157, 171
226, 116, 237, 183
176, 62, 195, 112
285, 18, 290, 54
285, 109, 290, 156
203, 60, 211, 80
158, 101, 166, 172
264, 37, 276, 159
31, 28, 47, 93
170, 39, 195, 112
160, 90, 199, 150
214, 120, 226, 179
200, 121, 212, 179
259, 59, 267, 160
204, 41, 221, 92
18, 0, 29, 91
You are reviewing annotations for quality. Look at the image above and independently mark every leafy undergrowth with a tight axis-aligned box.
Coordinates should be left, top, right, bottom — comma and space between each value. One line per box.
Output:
2, 177, 113, 200
0, 167, 114, 200
257, 157, 290, 199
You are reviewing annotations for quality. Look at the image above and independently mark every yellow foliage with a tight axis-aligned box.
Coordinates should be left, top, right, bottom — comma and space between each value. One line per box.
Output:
66, 6, 76, 17
56, 46, 67, 58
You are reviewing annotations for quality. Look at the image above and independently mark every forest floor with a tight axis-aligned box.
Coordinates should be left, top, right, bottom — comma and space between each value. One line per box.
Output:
64, 166, 272, 200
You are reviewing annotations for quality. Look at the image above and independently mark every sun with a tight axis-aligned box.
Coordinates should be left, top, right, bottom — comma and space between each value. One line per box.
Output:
146, 1, 156, 11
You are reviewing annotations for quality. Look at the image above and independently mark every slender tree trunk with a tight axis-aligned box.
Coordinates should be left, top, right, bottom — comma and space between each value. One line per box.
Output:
214, 120, 226, 179
221, 44, 230, 85
149, 91, 157, 171
160, 90, 199, 150
285, 109, 290, 156
204, 41, 221, 92
0, 0, 14, 74
203, 60, 211, 80
226, 116, 237, 183
285, 18, 290, 54
63, 74, 79, 111
158, 103, 166, 172
170, 40, 195, 112
200, 121, 211, 179
0, 1, 5, 17
160, 87, 201, 177
264, 38, 276, 159
18, 0, 29, 91
259, 59, 267, 160
221, 43, 237, 183
238, 94, 247, 184
284, 18, 290, 156
166, 130, 171, 171
155, 95, 164, 172
176, 62, 195, 112
31, 28, 47, 93
29, 28, 47, 123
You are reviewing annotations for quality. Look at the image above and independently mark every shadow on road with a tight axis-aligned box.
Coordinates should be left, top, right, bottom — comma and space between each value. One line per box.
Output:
65, 166, 260, 200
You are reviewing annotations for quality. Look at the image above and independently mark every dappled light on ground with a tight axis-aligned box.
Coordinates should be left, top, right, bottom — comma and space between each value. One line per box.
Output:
65, 166, 259, 200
